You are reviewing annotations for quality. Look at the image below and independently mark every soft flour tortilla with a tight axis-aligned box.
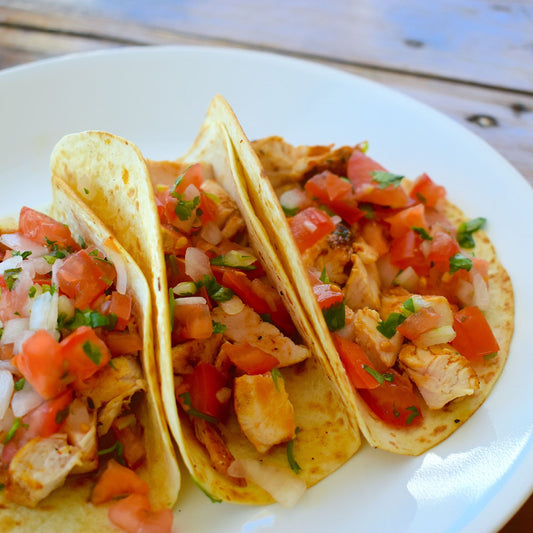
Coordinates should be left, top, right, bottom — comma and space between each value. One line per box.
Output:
49, 96, 360, 504
220, 132, 514, 455
0, 178, 179, 532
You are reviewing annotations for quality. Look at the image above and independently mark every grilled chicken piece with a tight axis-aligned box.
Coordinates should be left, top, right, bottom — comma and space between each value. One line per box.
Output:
193, 418, 245, 486
252, 136, 353, 191
343, 237, 381, 311
352, 308, 402, 372
81, 356, 146, 435
171, 334, 224, 374
211, 305, 309, 367
234, 373, 295, 454
200, 179, 246, 240
302, 224, 352, 285
380, 287, 412, 317
399, 343, 479, 409
6, 435, 81, 506
63, 398, 98, 474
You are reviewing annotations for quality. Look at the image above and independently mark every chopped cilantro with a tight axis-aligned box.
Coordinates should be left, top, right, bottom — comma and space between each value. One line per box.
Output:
174, 195, 200, 221
402, 297, 416, 314
359, 203, 375, 220
28, 286, 37, 298
371, 171, 404, 189
82, 341, 103, 365
196, 276, 234, 302
77, 235, 87, 249
377, 312, 406, 339
62, 309, 117, 331
55, 406, 69, 425
83, 188, 90, 195
14, 378, 26, 391
3, 418, 27, 444
212, 321, 226, 334
98, 440, 125, 465
457, 217, 486, 249
287, 426, 302, 474
406, 405, 421, 426
363, 365, 394, 385
271, 368, 283, 391
449, 253, 473, 274
4, 267, 22, 290
484, 352, 498, 361
210, 250, 257, 270
42, 283, 57, 295
319, 267, 330, 284
179, 392, 218, 424
393, 403, 400, 418
282, 205, 300, 217
412, 226, 433, 240
322, 300, 346, 331
12, 250, 32, 260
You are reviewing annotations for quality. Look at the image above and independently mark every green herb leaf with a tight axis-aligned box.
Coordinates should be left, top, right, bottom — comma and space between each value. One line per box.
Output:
371, 171, 404, 189
359, 203, 375, 220
376, 312, 406, 339
287, 426, 302, 474
12, 250, 32, 260
55, 406, 69, 425
77, 235, 87, 249
363, 365, 386, 385
210, 250, 257, 270
174, 195, 200, 221
3, 418, 27, 444
42, 283, 57, 296
271, 368, 283, 391
449, 253, 473, 274
28, 286, 37, 298
98, 441, 125, 465
457, 217, 486, 249
322, 301, 346, 331
319, 267, 330, 284
82, 341, 103, 366
14, 378, 26, 391
282, 205, 300, 217
212, 321, 226, 334
4, 267, 22, 290
406, 405, 421, 426
412, 226, 433, 240
402, 297, 416, 314
483, 352, 498, 361
63, 309, 117, 331
197, 276, 234, 302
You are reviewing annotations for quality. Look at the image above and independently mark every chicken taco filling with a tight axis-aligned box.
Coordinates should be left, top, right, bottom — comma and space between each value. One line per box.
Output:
0, 205, 171, 528
150, 159, 316, 499
249, 136, 512, 453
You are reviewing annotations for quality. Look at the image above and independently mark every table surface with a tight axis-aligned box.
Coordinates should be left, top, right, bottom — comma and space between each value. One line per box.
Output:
0, 1, 531, 531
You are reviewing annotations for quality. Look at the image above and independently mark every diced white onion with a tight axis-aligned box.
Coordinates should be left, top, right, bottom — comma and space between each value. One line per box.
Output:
420, 239, 432, 258
0, 370, 14, 420
279, 188, 308, 211
0, 233, 48, 257
376, 255, 399, 288
11, 381, 44, 418
456, 279, 474, 307
414, 326, 456, 348
185, 247, 212, 282
302, 220, 317, 233
58, 295, 76, 321
200, 220, 223, 245
183, 183, 201, 201
51, 257, 65, 288
331, 215, 342, 226
29, 290, 59, 333
394, 267, 419, 292
174, 296, 207, 306
102, 244, 128, 295
228, 458, 306, 508
31, 256, 55, 276
219, 295, 245, 315
0, 255, 23, 275
1, 317, 30, 347
472, 271, 490, 311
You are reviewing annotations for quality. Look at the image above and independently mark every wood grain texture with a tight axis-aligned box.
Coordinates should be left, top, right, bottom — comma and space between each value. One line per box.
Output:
1, 0, 532, 92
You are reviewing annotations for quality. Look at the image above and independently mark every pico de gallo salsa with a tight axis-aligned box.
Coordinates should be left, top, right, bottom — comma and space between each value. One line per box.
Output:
150, 160, 311, 491
260, 140, 500, 428
0, 206, 171, 532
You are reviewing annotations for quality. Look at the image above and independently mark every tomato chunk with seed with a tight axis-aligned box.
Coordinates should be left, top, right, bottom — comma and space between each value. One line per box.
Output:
91, 459, 149, 504
451, 306, 499, 360
188, 362, 228, 420
221, 342, 279, 375
409, 173, 446, 207
288, 206, 335, 252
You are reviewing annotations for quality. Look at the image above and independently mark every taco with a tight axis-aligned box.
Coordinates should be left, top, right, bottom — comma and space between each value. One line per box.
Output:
223, 133, 514, 456
0, 178, 179, 531
49, 96, 359, 506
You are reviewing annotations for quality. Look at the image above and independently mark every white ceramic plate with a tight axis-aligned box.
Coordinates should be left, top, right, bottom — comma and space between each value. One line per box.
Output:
1, 46, 531, 533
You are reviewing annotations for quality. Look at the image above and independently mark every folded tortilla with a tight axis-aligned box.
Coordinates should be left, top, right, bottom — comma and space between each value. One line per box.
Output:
49, 96, 360, 504
219, 132, 514, 456
0, 178, 179, 531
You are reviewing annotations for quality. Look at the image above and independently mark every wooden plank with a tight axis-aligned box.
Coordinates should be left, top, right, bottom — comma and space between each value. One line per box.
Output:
0, 0, 532, 92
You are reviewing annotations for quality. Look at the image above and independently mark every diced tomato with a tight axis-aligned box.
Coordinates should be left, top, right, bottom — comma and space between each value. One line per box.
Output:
24, 389, 74, 438
288, 206, 336, 252
173, 163, 204, 195
91, 459, 150, 505
188, 362, 229, 420
18, 206, 79, 250
409, 173, 446, 207
332, 334, 380, 390
12, 330, 69, 400
107, 291, 133, 330
56, 249, 110, 309
347, 149, 409, 208
358, 369, 423, 427
220, 270, 297, 336
103, 331, 143, 356
312, 282, 344, 310
427, 229, 460, 266
451, 306, 500, 360
198, 189, 219, 224
304, 171, 364, 225
389, 230, 429, 276
385, 203, 429, 239
396, 308, 441, 340
108, 493, 173, 533
221, 342, 279, 375
59, 326, 111, 385
173, 301, 213, 340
